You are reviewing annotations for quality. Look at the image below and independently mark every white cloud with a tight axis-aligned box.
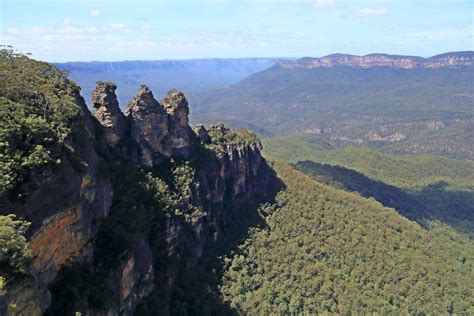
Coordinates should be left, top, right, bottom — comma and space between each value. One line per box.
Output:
355, 8, 389, 17
313, 0, 335, 9
89, 9, 101, 17
63, 17, 71, 25
5, 23, 131, 37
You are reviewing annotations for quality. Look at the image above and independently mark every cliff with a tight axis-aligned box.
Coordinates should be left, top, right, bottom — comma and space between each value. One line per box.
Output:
0, 51, 279, 315
276, 51, 474, 69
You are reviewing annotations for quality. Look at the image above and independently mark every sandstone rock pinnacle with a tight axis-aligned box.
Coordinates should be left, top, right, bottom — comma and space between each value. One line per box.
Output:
194, 124, 211, 144
125, 85, 171, 167
161, 89, 195, 159
92, 81, 127, 146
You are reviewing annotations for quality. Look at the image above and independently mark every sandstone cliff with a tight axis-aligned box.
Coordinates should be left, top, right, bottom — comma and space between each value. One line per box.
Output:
1, 62, 278, 315
276, 51, 474, 69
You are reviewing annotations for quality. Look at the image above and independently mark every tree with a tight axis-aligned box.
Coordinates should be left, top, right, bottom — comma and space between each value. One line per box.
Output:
0, 214, 32, 278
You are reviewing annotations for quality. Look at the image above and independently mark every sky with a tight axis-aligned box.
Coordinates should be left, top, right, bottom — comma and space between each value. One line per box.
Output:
1, 0, 473, 62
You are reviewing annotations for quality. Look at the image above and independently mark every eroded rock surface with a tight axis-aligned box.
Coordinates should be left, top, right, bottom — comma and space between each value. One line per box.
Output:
92, 81, 127, 146
4, 80, 276, 315
277, 52, 474, 69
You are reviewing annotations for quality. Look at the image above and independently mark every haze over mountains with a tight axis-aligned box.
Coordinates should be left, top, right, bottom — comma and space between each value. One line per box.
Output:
56, 51, 474, 160
54, 58, 279, 106
191, 51, 474, 159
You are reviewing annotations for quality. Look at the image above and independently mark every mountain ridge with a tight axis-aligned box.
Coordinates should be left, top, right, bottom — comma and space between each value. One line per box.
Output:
277, 51, 474, 69
53, 58, 281, 107
191, 50, 474, 159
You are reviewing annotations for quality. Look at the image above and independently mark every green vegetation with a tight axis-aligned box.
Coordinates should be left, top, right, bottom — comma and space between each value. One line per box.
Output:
0, 48, 80, 196
192, 62, 474, 159
4, 50, 474, 314
0, 214, 32, 289
263, 135, 474, 189
220, 162, 474, 314
47, 139, 232, 313
263, 136, 474, 235
205, 124, 260, 156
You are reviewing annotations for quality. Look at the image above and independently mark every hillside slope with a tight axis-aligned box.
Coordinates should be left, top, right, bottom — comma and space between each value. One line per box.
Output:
192, 52, 474, 159
263, 136, 474, 235
221, 162, 474, 314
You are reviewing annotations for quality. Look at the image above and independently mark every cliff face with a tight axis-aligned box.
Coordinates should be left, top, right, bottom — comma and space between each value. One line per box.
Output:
276, 52, 474, 69
1, 87, 114, 314
1, 72, 277, 315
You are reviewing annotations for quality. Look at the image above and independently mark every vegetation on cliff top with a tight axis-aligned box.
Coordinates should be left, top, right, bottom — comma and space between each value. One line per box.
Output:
205, 124, 260, 155
0, 48, 80, 196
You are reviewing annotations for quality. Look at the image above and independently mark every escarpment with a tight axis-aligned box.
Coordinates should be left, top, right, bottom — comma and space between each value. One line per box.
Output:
277, 52, 474, 69
1, 56, 279, 315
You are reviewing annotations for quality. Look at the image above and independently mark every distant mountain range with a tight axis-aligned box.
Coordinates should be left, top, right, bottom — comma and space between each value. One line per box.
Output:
190, 51, 474, 159
277, 51, 474, 69
54, 58, 280, 106
55, 52, 474, 159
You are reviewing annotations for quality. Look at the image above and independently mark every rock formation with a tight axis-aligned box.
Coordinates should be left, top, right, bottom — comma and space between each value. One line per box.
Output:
161, 89, 195, 159
92, 82, 127, 146
123, 86, 195, 166
125, 85, 171, 166
194, 124, 211, 144
1, 89, 113, 314
1, 71, 277, 314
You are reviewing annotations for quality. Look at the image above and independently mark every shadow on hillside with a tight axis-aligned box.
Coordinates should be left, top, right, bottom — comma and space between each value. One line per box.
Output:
166, 162, 286, 315
294, 160, 474, 236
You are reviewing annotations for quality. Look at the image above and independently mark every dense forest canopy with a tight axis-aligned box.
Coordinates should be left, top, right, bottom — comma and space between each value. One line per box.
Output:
0, 49, 80, 196
220, 162, 474, 314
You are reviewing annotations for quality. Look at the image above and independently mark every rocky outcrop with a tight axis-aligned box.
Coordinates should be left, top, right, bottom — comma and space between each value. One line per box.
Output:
125, 85, 171, 166
277, 52, 474, 69
160, 124, 279, 295
427, 120, 446, 130
1, 278, 48, 316
194, 124, 211, 144
4, 77, 276, 315
364, 131, 406, 142
92, 82, 127, 146
161, 89, 195, 159
124, 86, 195, 166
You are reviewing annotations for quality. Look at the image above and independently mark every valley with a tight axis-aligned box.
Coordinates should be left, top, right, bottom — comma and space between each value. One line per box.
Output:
1, 49, 473, 315
191, 52, 474, 160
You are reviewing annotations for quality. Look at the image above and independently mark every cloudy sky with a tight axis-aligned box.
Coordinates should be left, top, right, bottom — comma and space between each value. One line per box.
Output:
1, 0, 472, 62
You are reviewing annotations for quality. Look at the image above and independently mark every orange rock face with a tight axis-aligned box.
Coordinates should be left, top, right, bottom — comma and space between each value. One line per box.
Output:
30, 206, 90, 282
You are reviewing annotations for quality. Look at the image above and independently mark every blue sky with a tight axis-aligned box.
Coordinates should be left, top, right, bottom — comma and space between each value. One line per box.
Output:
1, 0, 473, 61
